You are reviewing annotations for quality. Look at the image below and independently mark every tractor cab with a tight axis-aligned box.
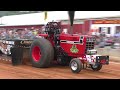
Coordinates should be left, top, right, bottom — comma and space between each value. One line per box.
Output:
45, 21, 61, 35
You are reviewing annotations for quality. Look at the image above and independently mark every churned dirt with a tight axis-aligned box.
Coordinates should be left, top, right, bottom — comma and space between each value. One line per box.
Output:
0, 55, 120, 79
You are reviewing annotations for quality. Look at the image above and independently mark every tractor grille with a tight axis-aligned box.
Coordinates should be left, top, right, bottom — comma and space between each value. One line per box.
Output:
85, 37, 96, 53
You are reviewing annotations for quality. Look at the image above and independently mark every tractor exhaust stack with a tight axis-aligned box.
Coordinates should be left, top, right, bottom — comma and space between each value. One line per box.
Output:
68, 11, 75, 34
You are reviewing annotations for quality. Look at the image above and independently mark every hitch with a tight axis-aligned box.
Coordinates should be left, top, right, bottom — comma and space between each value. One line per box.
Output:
82, 63, 89, 69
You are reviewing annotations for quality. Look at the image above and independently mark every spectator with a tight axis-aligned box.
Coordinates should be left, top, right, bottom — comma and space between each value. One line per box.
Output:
41, 26, 46, 34
23, 29, 35, 39
1, 29, 7, 39
13, 31, 18, 39
15, 29, 23, 39
32, 29, 38, 36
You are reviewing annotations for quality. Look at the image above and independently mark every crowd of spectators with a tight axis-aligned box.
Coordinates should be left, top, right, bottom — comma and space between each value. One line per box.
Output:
0, 28, 41, 40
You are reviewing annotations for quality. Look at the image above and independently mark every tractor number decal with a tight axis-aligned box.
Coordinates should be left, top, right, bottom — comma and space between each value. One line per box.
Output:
70, 44, 79, 53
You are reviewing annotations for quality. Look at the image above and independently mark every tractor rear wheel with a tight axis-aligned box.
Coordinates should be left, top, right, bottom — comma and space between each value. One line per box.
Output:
30, 38, 54, 68
69, 58, 82, 73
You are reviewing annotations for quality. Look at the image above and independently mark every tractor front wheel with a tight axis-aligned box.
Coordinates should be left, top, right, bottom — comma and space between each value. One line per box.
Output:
90, 64, 102, 71
69, 58, 82, 73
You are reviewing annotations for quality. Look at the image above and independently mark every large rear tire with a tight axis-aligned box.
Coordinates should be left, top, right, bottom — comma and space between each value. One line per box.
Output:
30, 38, 54, 68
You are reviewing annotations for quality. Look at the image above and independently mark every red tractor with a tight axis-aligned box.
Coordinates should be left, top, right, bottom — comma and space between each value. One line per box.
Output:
29, 21, 109, 73
0, 11, 109, 73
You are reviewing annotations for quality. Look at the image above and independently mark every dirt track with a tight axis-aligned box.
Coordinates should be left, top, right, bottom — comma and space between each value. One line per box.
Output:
0, 55, 120, 79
